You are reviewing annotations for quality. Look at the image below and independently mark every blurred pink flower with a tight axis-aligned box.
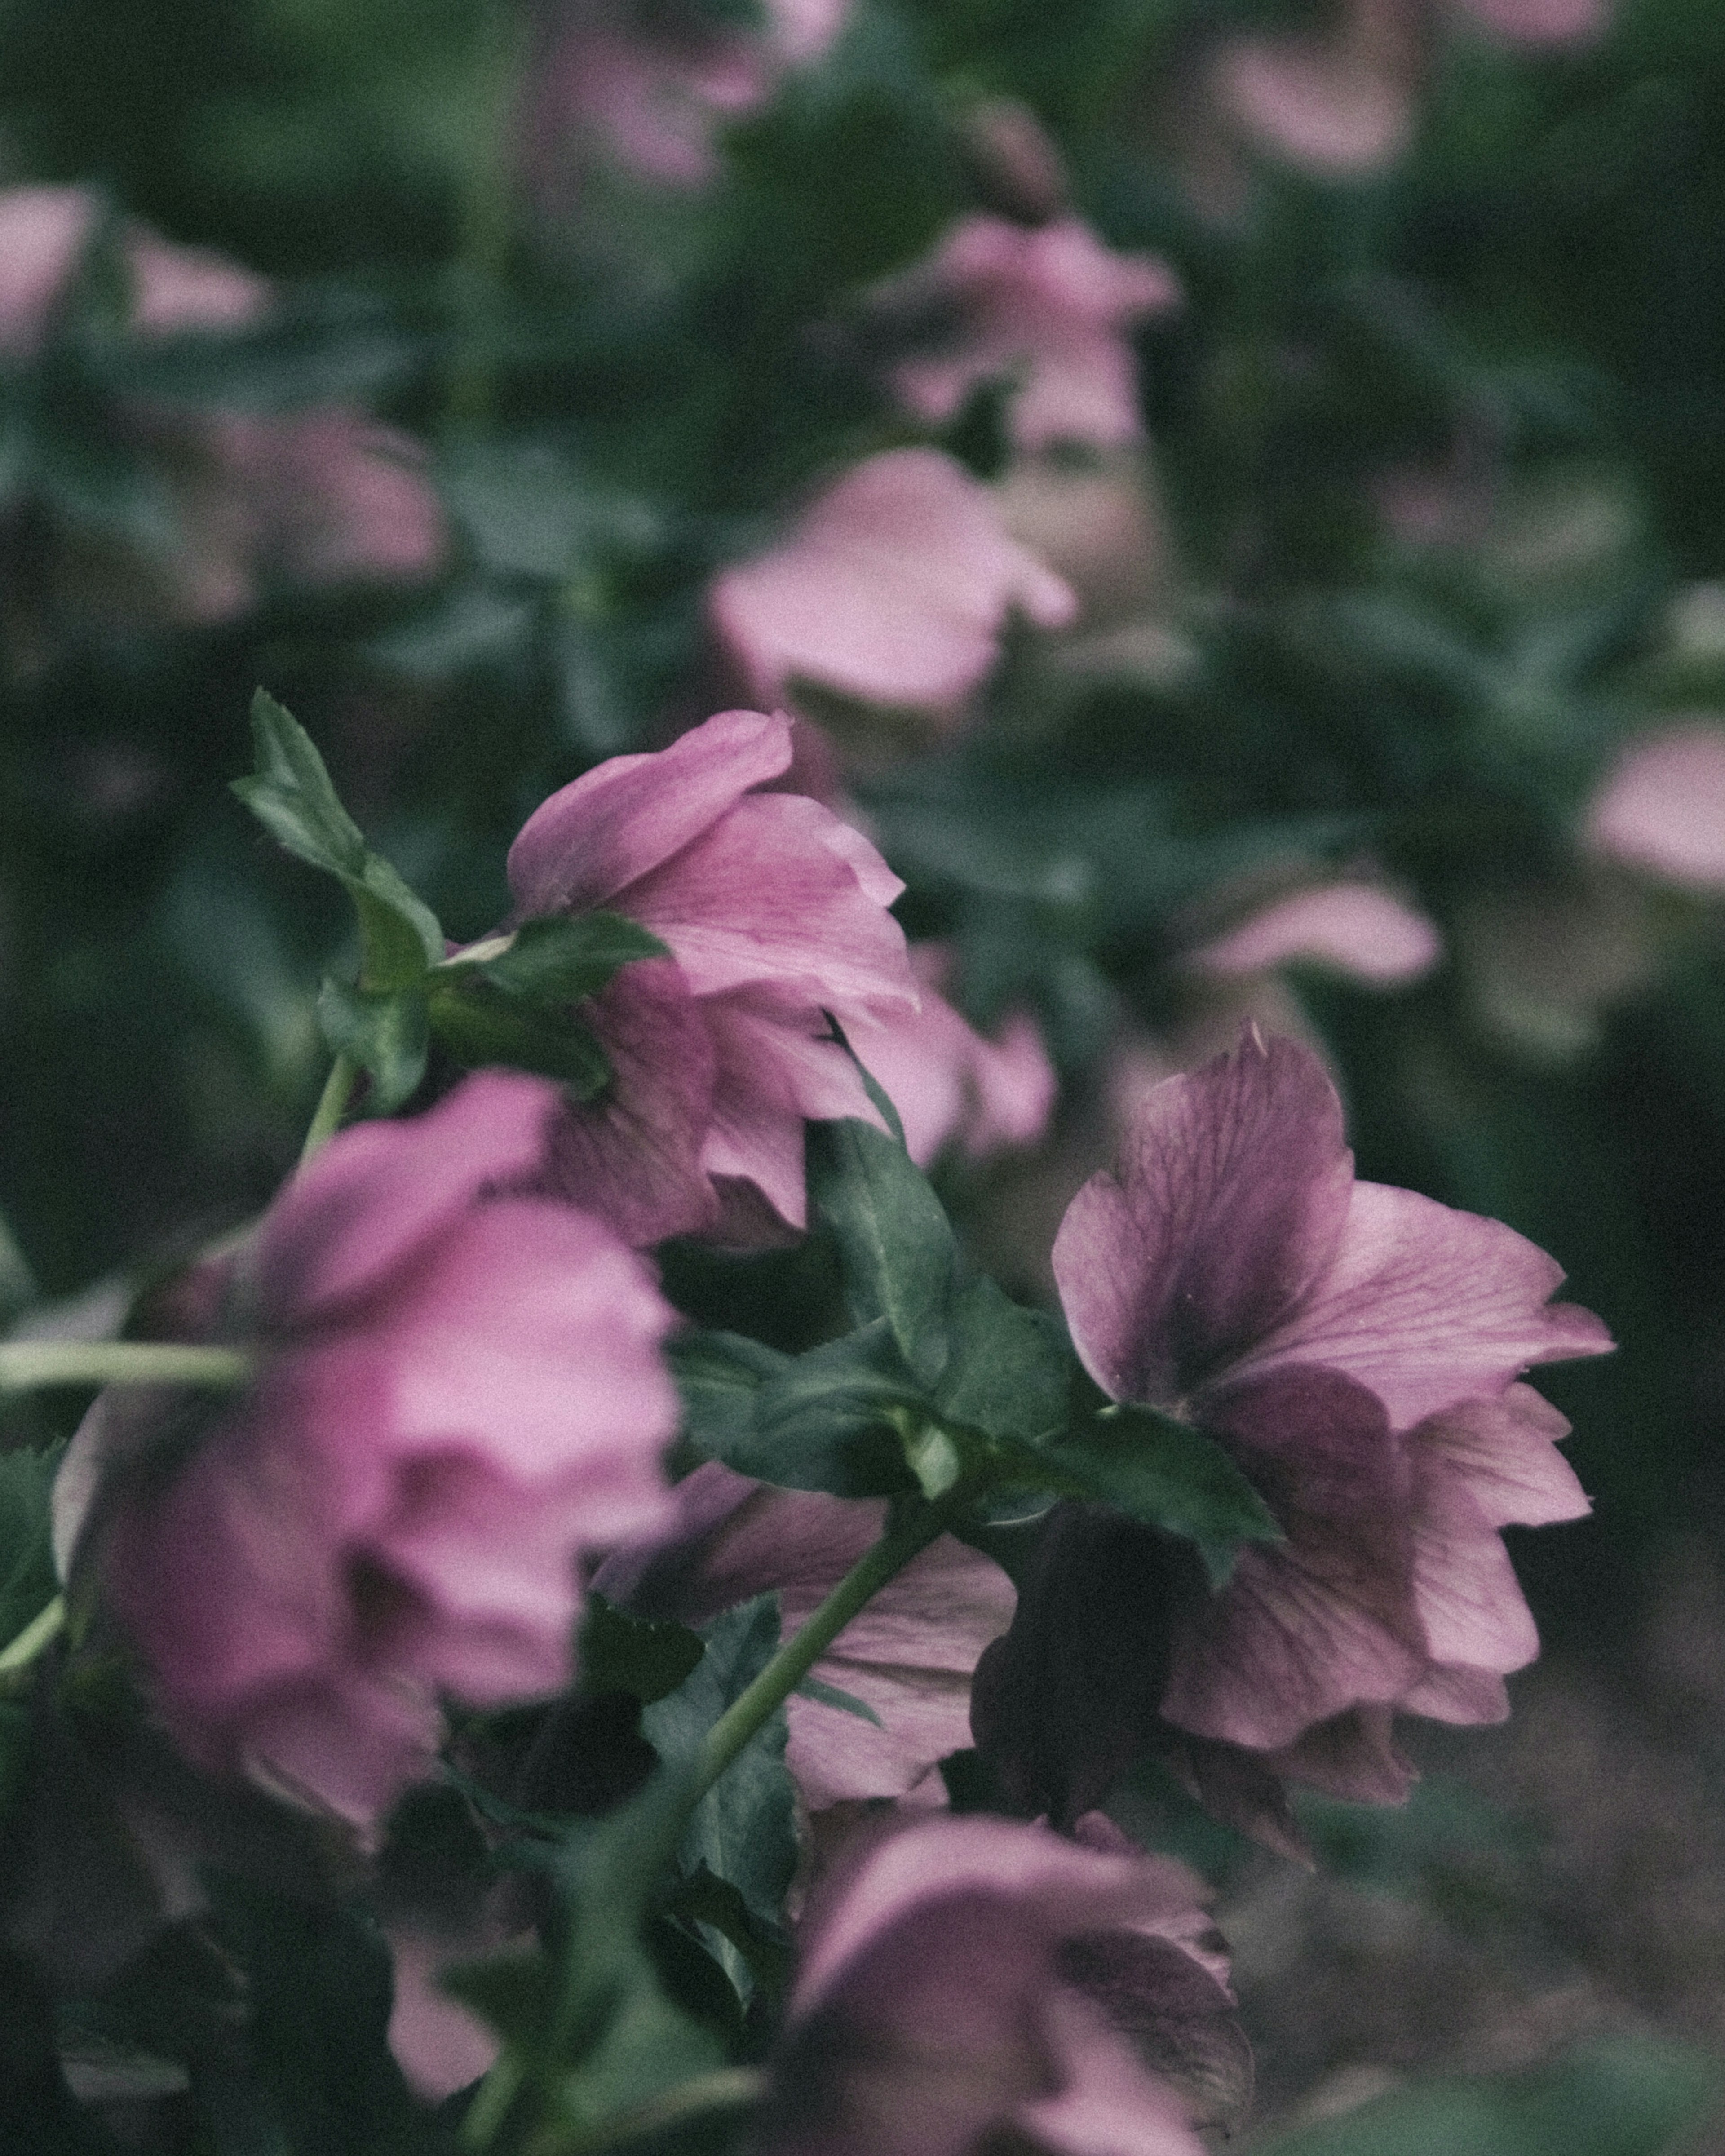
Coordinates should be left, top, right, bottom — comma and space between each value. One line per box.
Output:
55, 1073, 678, 1829
1583, 722, 1725, 893
855, 943, 1057, 1169
1187, 880, 1442, 987
595, 1459, 1016, 1810
504, 707, 920, 1243
708, 449, 1077, 720
977, 1032, 1606, 1831
756, 1813, 1241, 2156
882, 214, 1179, 453
0, 186, 443, 636
526, 0, 850, 193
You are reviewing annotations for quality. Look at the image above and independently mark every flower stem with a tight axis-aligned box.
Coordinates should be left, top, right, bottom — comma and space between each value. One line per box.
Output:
0, 1594, 63, 1676
300, 1051, 358, 1166
0, 1341, 251, 1394
691, 1493, 954, 1803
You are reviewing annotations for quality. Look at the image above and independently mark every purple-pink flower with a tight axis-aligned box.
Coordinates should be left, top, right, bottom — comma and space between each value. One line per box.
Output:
53, 1073, 678, 1829
978, 1031, 1607, 1829
708, 449, 1077, 724
880, 214, 1179, 454
754, 1813, 1241, 2156
504, 707, 920, 1244
1583, 721, 1725, 892
0, 186, 443, 638
595, 1460, 1017, 1810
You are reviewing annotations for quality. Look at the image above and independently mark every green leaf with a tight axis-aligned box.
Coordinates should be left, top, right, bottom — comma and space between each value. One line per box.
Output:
581, 1596, 706, 1705
806, 1117, 958, 1389
479, 912, 668, 1003
1257, 2038, 1718, 2156
668, 1332, 793, 1463
315, 977, 429, 1114
0, 1442, 64, 1651
233, 691, 443, 992
934, 1278, 1074, 1447
665, 1864, 792, 2001
1037, 1405, 1283, 1588
794, 1675, 883, 1727
426, 977, 614, 1096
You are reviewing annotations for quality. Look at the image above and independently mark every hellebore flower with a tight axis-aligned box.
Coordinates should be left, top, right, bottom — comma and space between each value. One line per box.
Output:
978, 1031, 1607, 1827
54, 1073, 678, 1829
881, 215, 1179, 454
753, 1813, 1243, 2156
1584, 721, 1725, 893
708, 449, 1077, 723
504, 706, 920, 1244
860, 943, 1057, 1170
594, 1461, 1016, 1810
0, 186, 443, 642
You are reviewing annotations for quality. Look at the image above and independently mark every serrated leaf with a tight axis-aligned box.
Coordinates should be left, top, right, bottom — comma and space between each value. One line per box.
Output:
581, 1596, 705, 1705
315, 977, 429, 1113
806, 1117, 958, 1389
233, 691, 443, 992
1037, 1405, 1282, 1587
934, 1277, 1073, 1446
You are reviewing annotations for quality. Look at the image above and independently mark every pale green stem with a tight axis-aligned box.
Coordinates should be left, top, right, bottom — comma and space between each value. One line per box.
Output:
0, 1594, 64, 1675
0, 1340, 251, 1394
299, 1051, 358, 1166
692, 1493, 952, 1801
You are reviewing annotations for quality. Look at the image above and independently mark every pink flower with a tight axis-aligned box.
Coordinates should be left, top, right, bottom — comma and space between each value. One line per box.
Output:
504, 707, 920, 1244
1583, 722, 1725, 893
756, 1814, 1241, 2156
857, 943, 1057, 1169
708, 449, 1077, 721
0, 186, 443, 635
53, 1073, 678, 1829
524, 0, 850, 195
881, 214, 1179, 453
979, 1031, 1608, 1828
1186, 881, 1442, 988
594, 1460, 1016, 1810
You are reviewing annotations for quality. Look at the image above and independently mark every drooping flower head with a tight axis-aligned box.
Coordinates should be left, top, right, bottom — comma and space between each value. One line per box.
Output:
708, 449, 1077, 726
0, 186, 443, 645
504, 707, 921, 1244
595, 1459, 1017, 1811
755, 1813, 1244, 2156
978, 1030, 1609, 1829
54, 1073, 678, 1828
880, 215, 1179, 455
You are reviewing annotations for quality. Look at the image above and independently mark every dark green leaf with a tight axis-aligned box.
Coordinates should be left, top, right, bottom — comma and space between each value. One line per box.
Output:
481, 912, 668, 1003
806, 1117, 958, 1388
1037, 1405, 1282, 1588
666, 1864, 792, 2000
1258, 2037, 1718, 2156
426, 978, 613, 1097
233, 692, 443, 992
668, 1332, 793, 1462
794, 1675, 883, 1727
581, 1596, 706, 1705
0, 1442, 64, 1650
316, 977, 429, 1114
934, 1277, 1073, 1446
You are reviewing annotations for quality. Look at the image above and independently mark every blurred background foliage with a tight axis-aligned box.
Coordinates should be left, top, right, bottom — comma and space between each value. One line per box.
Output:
5, 0, 1725, 2139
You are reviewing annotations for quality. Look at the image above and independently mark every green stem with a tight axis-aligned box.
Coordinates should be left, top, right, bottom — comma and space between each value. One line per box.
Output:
0, 1340, 251, 1394
0, 1594, 63, 1676
300, 1051, 358, 1166
691, 1494, 953, 1802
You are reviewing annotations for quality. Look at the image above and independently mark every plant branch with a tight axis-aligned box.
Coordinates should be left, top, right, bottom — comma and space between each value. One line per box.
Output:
0, 1341, 252, 1394
299, 1050, 358, 1165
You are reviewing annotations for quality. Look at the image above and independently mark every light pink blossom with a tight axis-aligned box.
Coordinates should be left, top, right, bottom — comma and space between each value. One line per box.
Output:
54, 1073, 678, 1829
756, 1814, 1241, 2156
882, 215, 1179, 453
1583, 722, 1725, 893
708, 449, 1077, 720
1187, 881, 1442, 988
0, 186, 443, 635
594, 1460, 1016, 1810
856, 943, 1057, 1169
504, 707, 920, 1243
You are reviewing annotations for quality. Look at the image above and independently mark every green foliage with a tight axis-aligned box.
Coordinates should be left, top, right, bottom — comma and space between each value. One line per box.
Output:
0, 1441, 64, 1653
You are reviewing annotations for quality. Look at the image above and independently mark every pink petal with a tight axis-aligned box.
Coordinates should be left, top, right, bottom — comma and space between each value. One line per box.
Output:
1258, 1705, 1417, 1803
1458, 0, 1609, 42
1215, 31, 1414, 176
1583, 722, 1725, 890
708, 448, 1077, 712
1236, 1178, 1613, 1432
1053, 1031, 1355, 1408
386, 1927, 500, 2100
506, 709, 792, 919
1188, 881, 1442, 987
1413, 1384, 1590, 1529
0, 186, 97, 354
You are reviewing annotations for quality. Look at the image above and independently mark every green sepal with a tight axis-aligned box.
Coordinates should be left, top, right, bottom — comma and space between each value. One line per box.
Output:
233, 691, 443, 994
315, 978, 428, 1114
1036, 1403, 1283, 1588
806, 1116, 959, 1389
